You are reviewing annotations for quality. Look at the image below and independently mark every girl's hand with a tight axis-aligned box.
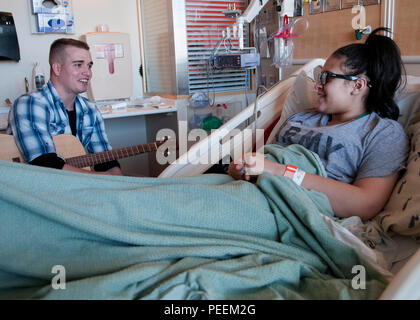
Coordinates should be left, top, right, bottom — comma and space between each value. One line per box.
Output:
241, 153, 266, 178
229, 153, 272, 181
228, 161, 246, 180
229, 153, 287, 181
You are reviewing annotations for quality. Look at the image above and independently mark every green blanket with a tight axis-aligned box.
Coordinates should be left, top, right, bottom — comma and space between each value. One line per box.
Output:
0, 144, 387, 299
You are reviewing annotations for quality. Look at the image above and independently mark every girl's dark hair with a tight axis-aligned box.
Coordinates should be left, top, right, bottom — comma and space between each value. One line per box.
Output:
332, 27, 405, 120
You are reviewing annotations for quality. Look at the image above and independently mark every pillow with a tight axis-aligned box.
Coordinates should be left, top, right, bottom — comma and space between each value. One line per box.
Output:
395, 75, 420, 129
376, 92, 420, 240
265, 66, 320, 144
281, 67, 319, 119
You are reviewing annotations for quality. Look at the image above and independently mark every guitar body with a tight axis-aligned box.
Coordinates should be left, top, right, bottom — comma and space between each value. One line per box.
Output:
0, 134, 26, 164
53, 134, 90, 170
0, 134, 90, 170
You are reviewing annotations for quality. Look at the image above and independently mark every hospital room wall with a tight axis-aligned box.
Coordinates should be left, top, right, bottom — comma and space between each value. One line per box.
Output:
290, 1, 420, 77
394, 0, 420, 76
0, 0, 143, 106
292, 5, 381, 60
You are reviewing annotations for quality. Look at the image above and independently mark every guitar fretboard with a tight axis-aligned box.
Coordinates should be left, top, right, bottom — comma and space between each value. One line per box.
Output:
65, 141, 162, 168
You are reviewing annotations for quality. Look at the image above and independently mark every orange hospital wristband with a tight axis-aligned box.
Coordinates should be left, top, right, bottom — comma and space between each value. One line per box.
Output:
283, 164, 306, 186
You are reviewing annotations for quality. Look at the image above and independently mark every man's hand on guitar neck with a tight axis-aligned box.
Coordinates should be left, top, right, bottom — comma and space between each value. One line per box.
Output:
62, 164, 123, 176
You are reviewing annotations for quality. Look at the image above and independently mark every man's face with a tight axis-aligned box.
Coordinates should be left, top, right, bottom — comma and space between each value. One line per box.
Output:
57, 46, 93, 95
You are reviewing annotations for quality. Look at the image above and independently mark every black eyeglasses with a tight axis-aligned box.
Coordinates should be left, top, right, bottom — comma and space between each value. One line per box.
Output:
317, 71, 360, 85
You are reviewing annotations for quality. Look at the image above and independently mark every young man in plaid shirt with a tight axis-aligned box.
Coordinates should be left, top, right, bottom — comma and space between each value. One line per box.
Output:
8, 38, 122, 176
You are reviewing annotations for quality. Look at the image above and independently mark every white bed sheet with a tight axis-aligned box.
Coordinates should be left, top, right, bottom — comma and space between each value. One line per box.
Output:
389, 236, 420, 275
322, 214, 420, 282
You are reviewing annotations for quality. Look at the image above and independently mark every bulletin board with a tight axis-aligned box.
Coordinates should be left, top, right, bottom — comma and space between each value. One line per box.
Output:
393, 0, 420, 56
292, 3, 381, 59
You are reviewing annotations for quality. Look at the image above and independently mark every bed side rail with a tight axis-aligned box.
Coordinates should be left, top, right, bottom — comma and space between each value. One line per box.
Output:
158, 58, 326, 178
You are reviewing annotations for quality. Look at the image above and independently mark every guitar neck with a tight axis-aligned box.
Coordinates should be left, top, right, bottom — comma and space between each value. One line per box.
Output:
65, 141, 162, 168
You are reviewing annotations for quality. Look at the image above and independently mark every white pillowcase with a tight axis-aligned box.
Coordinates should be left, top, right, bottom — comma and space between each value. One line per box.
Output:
266, 68, 320, 144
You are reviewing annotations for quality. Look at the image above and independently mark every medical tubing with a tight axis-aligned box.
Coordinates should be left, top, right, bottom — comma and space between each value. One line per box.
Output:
253, 91, 259, 145
206, 60, 214, 107
245, 69, 249, 110
289, 17, 309, 38
207, 36, 228, 107
207, 39, 224, 107
257, 13, 264, 95
270, 16, 309, 40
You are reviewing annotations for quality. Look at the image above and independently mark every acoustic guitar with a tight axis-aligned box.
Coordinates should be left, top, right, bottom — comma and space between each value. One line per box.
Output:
0, 134, 169, 170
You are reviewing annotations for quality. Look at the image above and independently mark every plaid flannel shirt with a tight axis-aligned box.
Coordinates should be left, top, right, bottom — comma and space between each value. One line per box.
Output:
8, 81, 113, 163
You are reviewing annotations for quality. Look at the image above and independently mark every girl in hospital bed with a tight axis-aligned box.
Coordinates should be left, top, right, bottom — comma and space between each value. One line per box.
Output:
229, 27, 409, 222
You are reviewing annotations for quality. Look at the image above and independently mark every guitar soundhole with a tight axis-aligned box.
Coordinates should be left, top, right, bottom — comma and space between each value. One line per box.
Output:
12, 157, 21, 163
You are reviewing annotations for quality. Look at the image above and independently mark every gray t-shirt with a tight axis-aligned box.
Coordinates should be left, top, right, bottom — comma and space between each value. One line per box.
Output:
276, 112, 409, 183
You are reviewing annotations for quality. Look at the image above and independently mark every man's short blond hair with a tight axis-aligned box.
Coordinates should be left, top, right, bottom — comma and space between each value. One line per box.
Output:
49, 38, 90, 66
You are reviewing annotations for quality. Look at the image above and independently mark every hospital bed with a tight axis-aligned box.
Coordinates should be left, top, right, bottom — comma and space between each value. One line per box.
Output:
159, 59, 420, 300
1, 59, 420, 300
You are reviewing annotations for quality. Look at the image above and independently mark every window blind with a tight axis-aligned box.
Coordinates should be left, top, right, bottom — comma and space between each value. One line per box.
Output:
141, 0, 176, 94
185, 0, 251, 94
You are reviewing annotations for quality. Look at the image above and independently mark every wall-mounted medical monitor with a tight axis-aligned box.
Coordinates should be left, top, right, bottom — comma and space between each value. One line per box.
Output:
0, 12, 20, 62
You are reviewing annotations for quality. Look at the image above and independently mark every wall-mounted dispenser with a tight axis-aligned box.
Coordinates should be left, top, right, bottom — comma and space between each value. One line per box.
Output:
29, 0, 74, 34
0, 12, 21, 62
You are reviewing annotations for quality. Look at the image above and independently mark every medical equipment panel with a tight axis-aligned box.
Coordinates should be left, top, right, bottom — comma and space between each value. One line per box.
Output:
210, 53, 261, 69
